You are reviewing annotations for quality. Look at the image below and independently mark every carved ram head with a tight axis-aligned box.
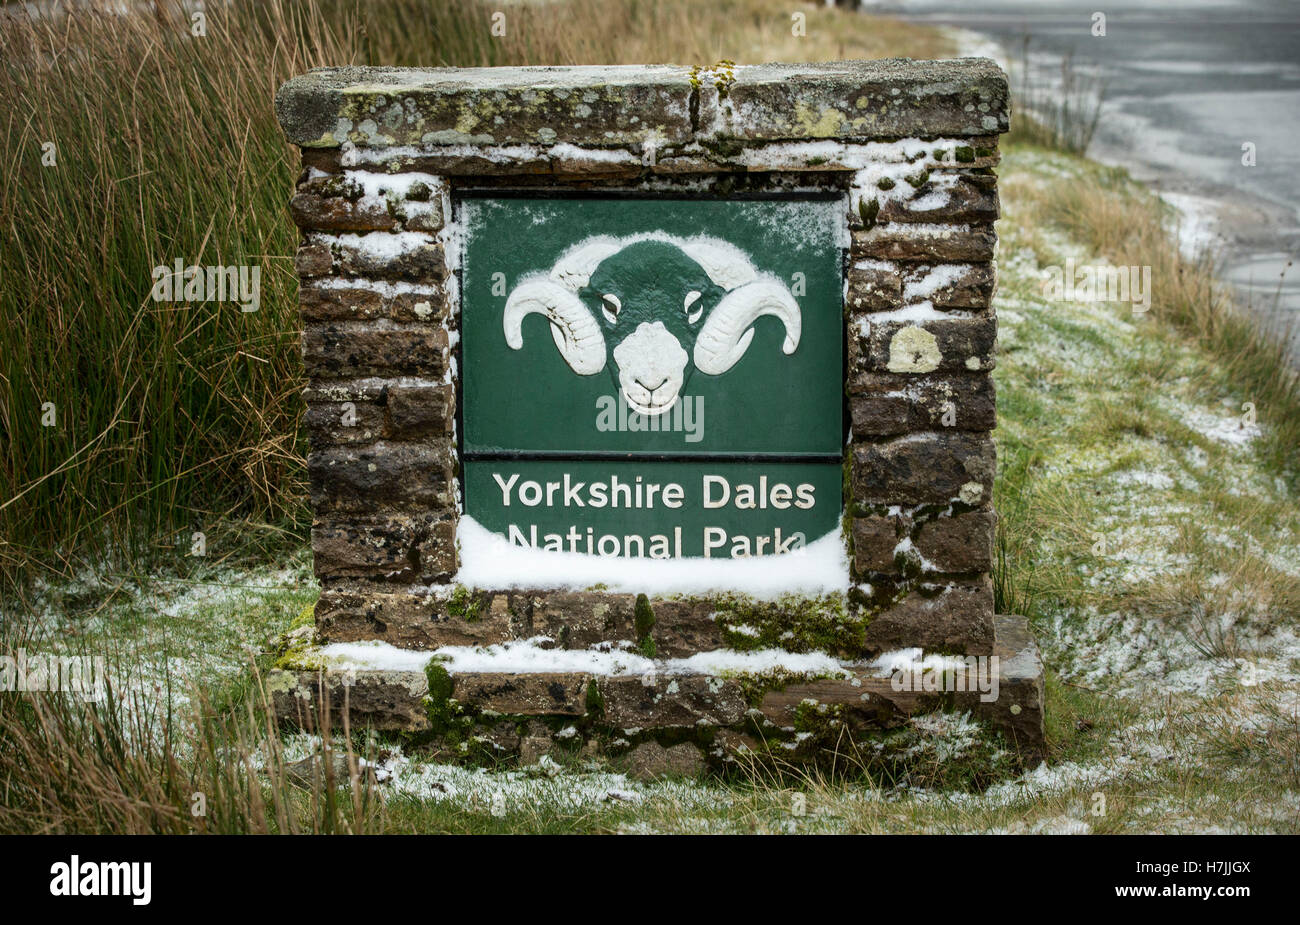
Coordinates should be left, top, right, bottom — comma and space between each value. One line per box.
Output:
502, 234, 802, 416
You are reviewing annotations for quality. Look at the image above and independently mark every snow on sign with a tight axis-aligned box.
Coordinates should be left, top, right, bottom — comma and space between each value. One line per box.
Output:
460, 195, 845, 560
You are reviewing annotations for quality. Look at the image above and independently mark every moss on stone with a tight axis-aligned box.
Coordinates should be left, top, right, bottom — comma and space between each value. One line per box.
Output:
447, 584, 482, 622
270, 608, 323, 670
423, 660, 455, 734
704, 592, 868, 656
289, 603, 315, 630
634, 593, 658, 657
634, 592, 656, 644
584, 680, 605, 718
857, 196, 880, 229
904, 169, 931, 188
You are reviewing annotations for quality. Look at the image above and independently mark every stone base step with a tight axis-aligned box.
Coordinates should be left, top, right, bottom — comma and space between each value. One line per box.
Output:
266, 614, 1044, 771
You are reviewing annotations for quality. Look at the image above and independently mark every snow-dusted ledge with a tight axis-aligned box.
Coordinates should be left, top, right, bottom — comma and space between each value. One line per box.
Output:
455, 516, 850, 599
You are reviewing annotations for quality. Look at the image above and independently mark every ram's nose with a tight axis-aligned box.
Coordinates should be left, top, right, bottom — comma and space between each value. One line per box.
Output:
612, 320, 691, 416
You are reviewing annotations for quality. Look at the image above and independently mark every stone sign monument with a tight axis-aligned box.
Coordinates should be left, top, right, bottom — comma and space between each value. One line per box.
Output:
269, 59, 1045, 770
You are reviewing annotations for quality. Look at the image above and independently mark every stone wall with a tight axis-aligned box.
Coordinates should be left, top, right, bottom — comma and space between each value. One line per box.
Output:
273, 60, 1042, 763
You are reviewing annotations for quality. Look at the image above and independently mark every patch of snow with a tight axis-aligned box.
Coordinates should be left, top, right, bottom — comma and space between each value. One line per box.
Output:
316, 637, 852, 679
454, 514, 849, 598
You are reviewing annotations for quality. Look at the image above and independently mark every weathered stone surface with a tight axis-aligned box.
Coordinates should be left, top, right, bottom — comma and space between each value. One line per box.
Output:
849, 314, 997, 376
518, 731, 553, 765
529, 592, 635, 649
623, 741, 704, 779
312, 514, 455, 583
305, 399, 386, 446
453, 672, 590, 716
300, 148, 343, 174
644, 599, 728, 657
316, 587, 519, 648
880, 172, 999, 224
600, 674, 747, 729
309, 440, 454, 512
276, 60, 1007, 150
313, 516, 415, 581
302, 379, 386, 405
864, 577, 995, 655
976, 613, 1045, 760
709, 728, 762, 760
291, 190, 400, 233
849, 373, 996, 433
277, 64, 696, 149
285, 750, 379, 786
303, 380, 453, 444
702, 59, 1008, 141
508, 592, 726, 655
757, 676, 914, 732
914, 510, 995, 573
902, 262, 996, 310
853, 516, 905, 573
299, 283, 448, 323
475, 721, 523, 757
853, 509, 994, 576
846, 259, 902, 312
852, 433, 995, 507
306, 234, 446, 281
302, 323, 448, 378
386, 383, 455, 438
267, 668, 430, 731
266, 614, 1043, 761
851, 224, 996, 262
300, 284, 382, 321
290, 171, 445, 233
380, 147, 644, 178
294, 243, 332, 277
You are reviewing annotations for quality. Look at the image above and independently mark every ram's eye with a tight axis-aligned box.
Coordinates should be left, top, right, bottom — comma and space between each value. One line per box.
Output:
601, 293, 621, 324
684, 290, 703, 324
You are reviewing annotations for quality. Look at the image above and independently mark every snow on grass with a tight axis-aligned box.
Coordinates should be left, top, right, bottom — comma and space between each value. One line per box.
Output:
1175, 402, 1262, 446
278, 733, 729, 817
992, 148, 1300, 705
388, 757, 729, 814
17, 552, 316, 713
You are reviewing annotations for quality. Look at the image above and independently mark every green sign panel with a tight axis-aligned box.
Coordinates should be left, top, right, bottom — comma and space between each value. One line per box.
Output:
459, 196, 843, 559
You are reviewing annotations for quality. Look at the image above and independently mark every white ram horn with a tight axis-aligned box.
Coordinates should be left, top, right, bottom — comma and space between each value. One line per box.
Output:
550, 239, 622, 289
503, 279, 606, 375
693, 278, 802, 376
677, 238, 758, 290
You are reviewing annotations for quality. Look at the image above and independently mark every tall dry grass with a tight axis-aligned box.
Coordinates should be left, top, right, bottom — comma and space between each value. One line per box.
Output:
1005, 37, 1106, 155
0, 1, 355, 583
0, 0, 949, 587
0, 676, 385, 834
1032, 166, 1300, 480
0, 600, 383, 834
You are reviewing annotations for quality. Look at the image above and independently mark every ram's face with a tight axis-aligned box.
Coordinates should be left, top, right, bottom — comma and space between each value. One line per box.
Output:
502, 234, 803, 419
581, 242, 725, 416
